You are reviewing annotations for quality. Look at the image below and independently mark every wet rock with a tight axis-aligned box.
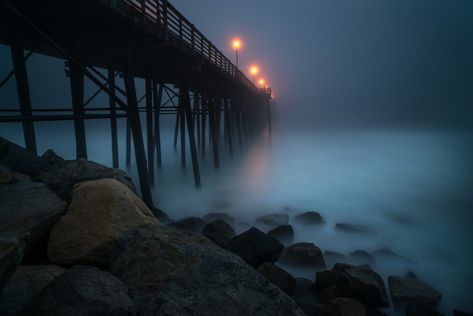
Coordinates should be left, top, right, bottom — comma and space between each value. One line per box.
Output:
168, 216, 206, 233
324, 251, 348, 266
280, 242, 326, 269
291, 278, 323, 316
294, 211, 325, 225
0, 265, 66, 315
406, 302, 444, 316
203, 212, 235, 228
0, 164, 12, 184
454, 309, 473, 316
110, 224, 305, 316
268, 224, 294, 244
316, 263, 389, 307
335, 223, 376, 235
0, 137, 49, 176
325, 297, 366, 316
371, 248, 410, 262
255, 213, 289, 227
257, 262, 296, 295
225, 227, 284, 268
40, 149, 64, 165
0, 182, 66, 261
388, 275, 442, 306
0, 239, 24, 292
39, 158, 135, 201
47, 179, 158, 267
348, 250, 374, 265
202, 219, 235, 247
23, 265, 134, 316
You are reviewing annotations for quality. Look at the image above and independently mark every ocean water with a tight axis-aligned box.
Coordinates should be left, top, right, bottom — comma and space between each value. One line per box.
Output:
1, 118, 472, 314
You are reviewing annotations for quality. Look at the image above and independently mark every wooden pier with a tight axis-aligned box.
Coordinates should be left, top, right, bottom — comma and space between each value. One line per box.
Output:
0, 0, 272, 207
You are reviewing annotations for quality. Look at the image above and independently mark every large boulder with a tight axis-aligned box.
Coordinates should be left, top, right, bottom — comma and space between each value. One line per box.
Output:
202, 219, 235, 247
257, 262, 296, 295
388, 275, 442, 306
0, 239, 24, 292
268, 224, 294, 244
255, 213, 289, 227
203, 212, 235, 228
0, 265, 66, 316
40, 149, 64, 165
0, 137, 49, 176
110, 224, 305, 316
168, 216, 206, 233
39, 158, 135, 201
225, 227, 284, 268
315, 263, 389, 308
293, 211, 325, 225
325, 297, 366, 316
23, 265, 134, 316
47, 178, 158, 267
280, 242, 326, 269
0, 182, 66, 260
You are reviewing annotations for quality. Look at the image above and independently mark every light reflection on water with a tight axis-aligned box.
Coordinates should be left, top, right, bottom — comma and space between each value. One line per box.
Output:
1, 119, 472, 314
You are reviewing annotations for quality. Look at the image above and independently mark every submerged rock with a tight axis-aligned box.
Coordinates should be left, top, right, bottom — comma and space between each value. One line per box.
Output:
293, 211, 325, 225
325, 297, 366, 316
268, 224, 294, 244
348, 250, 374, 265
255, 213, 289, 227
280, 242, 326, 269
388, 275, 442, 306
225, 227, 284, 268
371, 248, 410, 262
0, 264, 66, 316
47, 178, 158, 267
316, 263, 389, 308
110, 224, 305, 316
203, 212, 235, 228
202, 219, 235, 247
257, 262, 296, 295
168, 216, 206, 233
324, 251, 348, 266
0, 182, 66, 261
39, 158, 135, 201
335, 223, 376, 235
23, 265, 134, 316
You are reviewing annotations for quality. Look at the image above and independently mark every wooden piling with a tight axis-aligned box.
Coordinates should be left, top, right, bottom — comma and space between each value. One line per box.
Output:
108, 68, 119, 168
179, 87, 186, 167
223, 99, 233, 155
201, 95, 207, 156
126, 119, 131, 165
153, 81, 163, 167
69, 60, 87, 159
182, 85, 201, 187
145, 77, 155, 184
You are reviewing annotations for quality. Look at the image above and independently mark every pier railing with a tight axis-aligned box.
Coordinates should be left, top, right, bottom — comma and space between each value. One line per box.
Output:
123, 0, 256, 91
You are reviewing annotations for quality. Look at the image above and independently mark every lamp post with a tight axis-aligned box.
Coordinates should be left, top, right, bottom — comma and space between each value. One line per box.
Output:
232, 39, 241, 69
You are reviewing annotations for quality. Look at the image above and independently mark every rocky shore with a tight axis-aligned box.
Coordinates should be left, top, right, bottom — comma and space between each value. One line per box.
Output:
0, 137, 470, 316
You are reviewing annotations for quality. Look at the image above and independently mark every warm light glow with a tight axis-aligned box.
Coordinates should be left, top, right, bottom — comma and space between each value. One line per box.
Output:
258, 78, 266, 86
232, 39, 241, 49
249, 65, 259, 76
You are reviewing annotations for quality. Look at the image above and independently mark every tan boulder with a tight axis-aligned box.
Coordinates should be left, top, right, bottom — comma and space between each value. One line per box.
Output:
47, 178, 158, 266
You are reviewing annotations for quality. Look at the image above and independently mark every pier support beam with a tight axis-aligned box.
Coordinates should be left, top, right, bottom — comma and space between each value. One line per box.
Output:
11, 44, 37, 155
145, 78, 155, 185
182, 85, 201, 187
201, 95, 207, 156
126, 120, 131, 165
223, 99, 233, 155
69, 60, 87, 159
209, 97, 219, 169
153, 81, 163, 167
179, 88, 186, 167
108, 69, 118, 168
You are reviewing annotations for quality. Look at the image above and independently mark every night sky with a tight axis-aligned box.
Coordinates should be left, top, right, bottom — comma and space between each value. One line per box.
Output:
173, 0, 473, 127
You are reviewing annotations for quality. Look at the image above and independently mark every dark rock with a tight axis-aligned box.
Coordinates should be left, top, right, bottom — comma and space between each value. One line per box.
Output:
0, 137, 49, 176
324, 251, 348, 266
225, 227, 284, 268
388, 275, 442, 306
406, 302, 444, 316
0, 239, 24, 292
371, 248, 410, 262
40, 149, 64, 165
0, 265, 66, 316
203, 212, 235, 228
11, 171, 31, 183
294, 211, 325, 225
335, 223, 376, 235
316, 263, 389, 307
257, 262, 296, 295
168, 216, 206, 233
0, 182, 66, 261
202, 219, 235, 247
454, 309, 473, 316
0, 164, 12, 184
110, 224, 305, 316
280, 242, 326, 269
291, 278, 323, 316
39, 158, 135, 201
268, 224, 294, 244
348, 250, 374, 265
23, 265, 134, 316
325, 297, 366, 316
255, 213, 289, 227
